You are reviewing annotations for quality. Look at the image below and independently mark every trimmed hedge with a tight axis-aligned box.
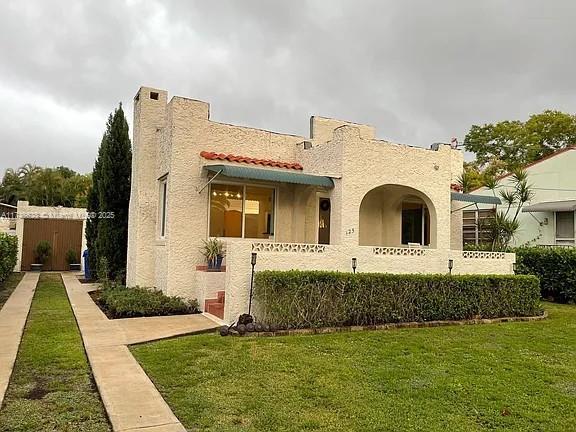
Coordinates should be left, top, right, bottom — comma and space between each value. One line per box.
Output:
516, 247, 576, 303
0, 233, 18, 284
94, 285, 200, 319
254, 271, 542, 329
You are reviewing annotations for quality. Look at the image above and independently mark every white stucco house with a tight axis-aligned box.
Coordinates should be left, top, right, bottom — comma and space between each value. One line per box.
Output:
467, 146, 576, 247
126, 87, 513, 322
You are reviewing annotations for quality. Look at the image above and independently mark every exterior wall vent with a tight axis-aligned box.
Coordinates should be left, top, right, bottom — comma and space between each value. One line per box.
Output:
303, 140, 313, 150
150, 91, 159, 100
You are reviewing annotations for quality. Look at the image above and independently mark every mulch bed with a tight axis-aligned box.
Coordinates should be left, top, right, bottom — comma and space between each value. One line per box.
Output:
229, 312, 548, 337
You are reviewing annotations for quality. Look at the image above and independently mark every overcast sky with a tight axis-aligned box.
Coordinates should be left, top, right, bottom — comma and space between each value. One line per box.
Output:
1, 0, 575, 175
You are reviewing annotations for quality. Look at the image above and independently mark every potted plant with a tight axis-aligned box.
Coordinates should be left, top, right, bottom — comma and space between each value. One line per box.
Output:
200, 238, 226, 271
66, 249, 81, 272
31, 240, 51, 272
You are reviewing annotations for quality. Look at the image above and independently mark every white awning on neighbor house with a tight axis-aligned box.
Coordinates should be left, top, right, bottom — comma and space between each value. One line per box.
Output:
522, 200, 576, 213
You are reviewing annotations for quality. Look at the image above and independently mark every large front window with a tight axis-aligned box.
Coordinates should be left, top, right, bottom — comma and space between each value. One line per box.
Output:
209, 184, 275, 239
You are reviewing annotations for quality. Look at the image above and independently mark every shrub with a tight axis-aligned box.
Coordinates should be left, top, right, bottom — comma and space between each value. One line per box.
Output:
34, 240, 51, 264
95, 284, 200, 319
0, 233, 18, 284
516, 247, 576, 303
254, 271, 541, 329
66, 249, 79, 265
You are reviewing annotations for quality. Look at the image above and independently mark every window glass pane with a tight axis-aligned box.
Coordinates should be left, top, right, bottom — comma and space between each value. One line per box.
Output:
210, 184, 243, 237
160, 181, 167, 237
244, 186, 274, 239
401, 202, 423, 245
556, 211, 574, 239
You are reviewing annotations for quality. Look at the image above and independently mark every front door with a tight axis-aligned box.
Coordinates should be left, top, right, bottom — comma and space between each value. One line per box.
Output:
318, 198, 331, 244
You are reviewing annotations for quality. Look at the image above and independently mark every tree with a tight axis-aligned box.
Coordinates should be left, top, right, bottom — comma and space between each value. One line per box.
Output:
93, 104, 132, 282
482, 170, 535, 251
86, 145, 103, 278
0, 169, 25, 205
27, 168, 64, 206
464, 110, 576, 175
0, 164, 90, 207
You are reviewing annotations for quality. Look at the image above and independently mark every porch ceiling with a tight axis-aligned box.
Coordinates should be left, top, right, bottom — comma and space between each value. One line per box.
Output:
205, 164, 334, 188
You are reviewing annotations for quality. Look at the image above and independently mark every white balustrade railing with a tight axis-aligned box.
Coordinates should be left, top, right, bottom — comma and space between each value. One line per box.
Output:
462, 250, 506, 259
372, 247, 426, 256
251, 242, 327, 253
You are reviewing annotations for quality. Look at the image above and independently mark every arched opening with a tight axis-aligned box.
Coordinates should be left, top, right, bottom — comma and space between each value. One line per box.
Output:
359, 185, 437, 247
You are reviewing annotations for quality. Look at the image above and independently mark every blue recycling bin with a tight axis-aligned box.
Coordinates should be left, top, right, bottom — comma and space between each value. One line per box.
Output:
83, 250, 91, 280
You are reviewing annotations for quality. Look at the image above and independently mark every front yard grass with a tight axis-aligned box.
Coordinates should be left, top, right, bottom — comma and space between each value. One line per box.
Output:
0, 273, 110, 432
132, 302, 576, 432
0, 272, 24, 309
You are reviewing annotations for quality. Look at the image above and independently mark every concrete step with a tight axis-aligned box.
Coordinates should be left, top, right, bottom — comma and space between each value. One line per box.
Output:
217, 290, 225, 303
206, 302, 224, 319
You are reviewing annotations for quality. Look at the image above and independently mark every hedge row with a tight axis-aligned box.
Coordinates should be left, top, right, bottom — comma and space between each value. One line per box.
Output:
94, 284, 200, 319
516, 247, 576, 303
0, 233, 18, 284
254, 271, 542, 329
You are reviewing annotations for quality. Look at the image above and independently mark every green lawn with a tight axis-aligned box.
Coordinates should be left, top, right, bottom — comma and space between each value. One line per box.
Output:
132, 303, 576, 432
0, 273, 110, 432
0, 272, 24, 309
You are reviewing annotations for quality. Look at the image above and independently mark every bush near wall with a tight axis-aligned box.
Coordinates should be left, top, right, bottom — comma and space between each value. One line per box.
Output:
94, 285, 200, 319
516, 247, 576, 303
254, 271, 542, 329
0, 233, 18, 284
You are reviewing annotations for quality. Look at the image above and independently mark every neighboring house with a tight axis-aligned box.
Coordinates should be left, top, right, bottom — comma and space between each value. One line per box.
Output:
127, 87, 512, 322
467, 146, 576, 247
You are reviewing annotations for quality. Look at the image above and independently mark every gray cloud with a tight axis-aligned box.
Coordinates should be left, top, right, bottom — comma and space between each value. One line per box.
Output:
1, 0, 575, 174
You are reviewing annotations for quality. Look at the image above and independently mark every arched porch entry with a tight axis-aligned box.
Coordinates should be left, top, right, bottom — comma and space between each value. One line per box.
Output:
359, 185, 437, 247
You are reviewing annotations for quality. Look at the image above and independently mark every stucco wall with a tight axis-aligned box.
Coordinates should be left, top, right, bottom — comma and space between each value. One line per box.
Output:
127, 87, 167, 288
223, 241, 515, 323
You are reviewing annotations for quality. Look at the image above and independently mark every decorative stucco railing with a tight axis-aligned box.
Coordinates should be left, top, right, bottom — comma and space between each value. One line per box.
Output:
372, 247, 427, 256
251, 242, 327, 253
462, 250, 506, 259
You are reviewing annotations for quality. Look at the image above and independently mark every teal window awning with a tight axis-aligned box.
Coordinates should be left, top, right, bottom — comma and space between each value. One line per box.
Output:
205, 164, 334, 188
451, 192, 501, 205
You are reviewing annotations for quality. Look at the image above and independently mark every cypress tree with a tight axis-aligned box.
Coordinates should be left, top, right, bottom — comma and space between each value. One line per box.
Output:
94, 104, 132, 282
85, 144, 103, 278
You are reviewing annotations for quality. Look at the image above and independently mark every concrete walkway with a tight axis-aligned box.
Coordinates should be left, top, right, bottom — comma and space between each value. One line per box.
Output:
0, 272, 39, 406
62, 273, 220, 432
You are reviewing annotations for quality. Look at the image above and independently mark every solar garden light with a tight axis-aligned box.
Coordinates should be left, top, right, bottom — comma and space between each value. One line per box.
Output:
448, 259, 454, 275
352, 257, 357, 274
512, 262, 517, 274
248, 252, 257, 315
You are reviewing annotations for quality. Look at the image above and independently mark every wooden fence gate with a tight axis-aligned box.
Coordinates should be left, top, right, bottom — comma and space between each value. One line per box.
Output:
21, 219, 83, 271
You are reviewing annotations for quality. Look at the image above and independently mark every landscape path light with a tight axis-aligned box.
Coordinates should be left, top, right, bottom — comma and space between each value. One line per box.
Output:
248, 252, 257, 315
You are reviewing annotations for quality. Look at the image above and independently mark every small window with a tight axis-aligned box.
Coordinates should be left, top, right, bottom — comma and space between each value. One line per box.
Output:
150, 91, 159, 100
556, 211, 575, 245
159, 178, 168, 238
463, 209, 496, 246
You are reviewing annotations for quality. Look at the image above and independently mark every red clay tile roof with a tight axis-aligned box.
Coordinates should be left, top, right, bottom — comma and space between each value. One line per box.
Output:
200, 151, 303, 170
